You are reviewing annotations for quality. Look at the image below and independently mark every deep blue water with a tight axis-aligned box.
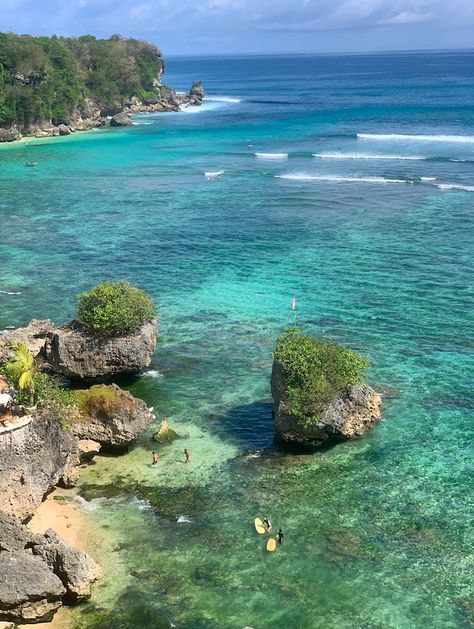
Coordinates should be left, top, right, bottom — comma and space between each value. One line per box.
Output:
0, 52, 473, 629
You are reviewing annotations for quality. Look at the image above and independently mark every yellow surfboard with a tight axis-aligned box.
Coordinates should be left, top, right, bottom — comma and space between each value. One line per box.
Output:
267, 537, 276, 552
254, 518, 266, 534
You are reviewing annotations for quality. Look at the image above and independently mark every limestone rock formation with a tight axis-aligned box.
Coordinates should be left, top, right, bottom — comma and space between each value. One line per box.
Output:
153, 419, 178, 443
0, 550, 66, 623
32, 529, 100, 602
0, 319, 54, 363
271, 360, 382, 447
72, 384, 154, 448
110, 112, 133, 126
189, 81, 205, 105
0, 511, 99, 623
44, 318, 157, 380
0, 413, 78, 521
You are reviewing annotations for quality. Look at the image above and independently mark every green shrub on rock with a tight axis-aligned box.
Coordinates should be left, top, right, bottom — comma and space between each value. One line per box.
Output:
274, 327, 369, 424
76, 281, 156, 337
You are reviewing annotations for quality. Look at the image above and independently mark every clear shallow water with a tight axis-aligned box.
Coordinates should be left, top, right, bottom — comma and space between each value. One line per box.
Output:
1, 52, 473, 628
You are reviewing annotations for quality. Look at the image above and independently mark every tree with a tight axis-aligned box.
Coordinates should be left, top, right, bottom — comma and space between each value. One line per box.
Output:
4, 343, 37, 406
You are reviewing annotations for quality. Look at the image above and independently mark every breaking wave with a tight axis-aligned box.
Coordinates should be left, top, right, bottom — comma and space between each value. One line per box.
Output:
0, 290, 21, 295
437, 183, 474, 192
357, 133, 474, 143
275, 174, 411, 184
313, 152, 425, 161
255, 152, 288, 159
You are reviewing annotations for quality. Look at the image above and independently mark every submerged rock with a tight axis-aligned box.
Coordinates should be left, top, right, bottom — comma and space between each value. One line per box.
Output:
153, 419, 179, 443
72, 384, 154, 448
44, 318, 157, 380
271, 359, 382, 447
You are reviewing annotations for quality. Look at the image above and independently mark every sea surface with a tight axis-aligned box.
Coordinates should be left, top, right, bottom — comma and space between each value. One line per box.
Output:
1, 52, 473, 628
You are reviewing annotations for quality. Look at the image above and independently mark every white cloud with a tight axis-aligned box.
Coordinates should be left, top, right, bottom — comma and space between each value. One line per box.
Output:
381, 11, 434, 25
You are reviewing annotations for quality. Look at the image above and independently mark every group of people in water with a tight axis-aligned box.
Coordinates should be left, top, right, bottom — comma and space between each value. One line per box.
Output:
263, 516, 284, 544
152, 448, 190, 465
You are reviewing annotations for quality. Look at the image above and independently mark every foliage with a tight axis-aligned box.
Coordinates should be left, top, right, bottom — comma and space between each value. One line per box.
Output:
2, 344, 75, 427
76, 280, 156, 336
75, 384, 121, 417
3, 342, 37, 405
274, 328, 369, 424
0, 33, 163, 128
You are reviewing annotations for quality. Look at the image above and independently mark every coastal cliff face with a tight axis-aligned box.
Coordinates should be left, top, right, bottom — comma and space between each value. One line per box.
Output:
271, 359, 382, 447
44, 318, 158, 380
0, 33, 204, 143
0, 412, 78, 522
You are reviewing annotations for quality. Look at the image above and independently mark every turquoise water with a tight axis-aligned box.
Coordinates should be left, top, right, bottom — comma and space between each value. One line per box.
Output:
1, 52, 473, 628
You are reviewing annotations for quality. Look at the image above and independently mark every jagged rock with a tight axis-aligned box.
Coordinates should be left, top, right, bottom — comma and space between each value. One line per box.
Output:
72, 384, 154, 448
271, 360, 382, 447
153, 420, 179, 443
110, 112, 133, 126
0, 413, 78, 521
0, 512, 31, 553
0, 319, 54, 363
32, 529, 100, 602
77, 439, 101, 462
0, 127, 22, 142
189, 81, 205, 105
44, 319, 157, 381
57, 124, 71, 136
0, 550, 66, 623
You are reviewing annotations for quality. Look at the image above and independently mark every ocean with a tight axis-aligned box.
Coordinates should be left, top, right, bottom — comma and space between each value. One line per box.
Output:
0, 51, 473, 628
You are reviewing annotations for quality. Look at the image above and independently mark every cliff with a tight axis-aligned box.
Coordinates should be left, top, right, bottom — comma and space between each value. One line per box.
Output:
0, 33, 204, 142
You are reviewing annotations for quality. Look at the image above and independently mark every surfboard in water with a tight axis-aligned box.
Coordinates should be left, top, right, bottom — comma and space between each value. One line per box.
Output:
254, 518, 265, 534
267, 538, 276, 552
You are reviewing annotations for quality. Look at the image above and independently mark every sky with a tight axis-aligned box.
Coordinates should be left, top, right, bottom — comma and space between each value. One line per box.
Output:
1, 0, 474, 55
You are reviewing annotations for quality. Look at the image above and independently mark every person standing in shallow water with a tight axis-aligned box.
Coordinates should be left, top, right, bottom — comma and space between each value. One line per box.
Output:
277, 528, 284, 544
184, 448, 190, 463
152, 451, 158, 465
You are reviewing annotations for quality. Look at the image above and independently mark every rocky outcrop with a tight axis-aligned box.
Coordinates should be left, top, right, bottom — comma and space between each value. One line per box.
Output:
44, 318, 157, 381
0, 511, 99, 623
72, 384, 154, 449
153, 419, 178, 443
0, 413, 78, 521
188, 81, 205, 105
31, 529, 100, 602
0, 319, 54, 363
271, 360, 382, 447
0, 127, 22, 142
110, 112, 132, 127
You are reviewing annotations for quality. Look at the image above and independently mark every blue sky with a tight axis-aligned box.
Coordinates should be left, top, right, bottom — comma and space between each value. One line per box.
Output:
1, 0, 474, 55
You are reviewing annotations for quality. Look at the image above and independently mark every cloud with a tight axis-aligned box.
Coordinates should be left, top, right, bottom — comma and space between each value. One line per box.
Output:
380, 11, 434, 25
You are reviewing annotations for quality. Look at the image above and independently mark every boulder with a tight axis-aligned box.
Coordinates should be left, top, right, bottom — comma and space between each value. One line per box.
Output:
0, 127, 22, 142
110, 112, 133, 127
72, 384, 154, 448
32, 529, 100, 602
77, 439, 101, 462
189, 81, 205, 104
0, 511, 31, 553
0, 319, 54, 363
0, 550, 66, 623
271, 360, 382, 447
44, 319, 157, 380
57, 124, 71, 136
153, 420, 178, 444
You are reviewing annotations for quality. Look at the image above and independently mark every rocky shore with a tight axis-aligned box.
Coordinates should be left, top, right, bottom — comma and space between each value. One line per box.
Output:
0, 81, 205, 144
0, 310, 158, 624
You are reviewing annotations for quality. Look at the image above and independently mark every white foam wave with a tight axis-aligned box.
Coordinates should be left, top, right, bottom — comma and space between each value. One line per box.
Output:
131, 496, 152, 511
276, 174, 410, 184
358, 133, 474, 143
0, 290, 21, 295
177, 515, 191, 523
437, 183, 474, 192
205, 95, 241, 103
72, 496, 107, 512
420, 177, 437, 181
313, 152, 424, 161
143, 369, 163, 379
204, 170, 224, 179
132, 121, 152, 126
255, 152, 288, 160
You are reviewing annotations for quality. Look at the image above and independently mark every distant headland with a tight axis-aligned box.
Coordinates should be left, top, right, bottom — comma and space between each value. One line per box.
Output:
0, 33, 204, 143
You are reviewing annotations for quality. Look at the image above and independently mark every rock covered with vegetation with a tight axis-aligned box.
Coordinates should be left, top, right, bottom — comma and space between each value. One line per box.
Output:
271, 328, 382, 447
0, 33, 204, 141
153, 419, 179, 443
72, 384, 154, 449
45, 281, 158, 380
0, 511, 99, 623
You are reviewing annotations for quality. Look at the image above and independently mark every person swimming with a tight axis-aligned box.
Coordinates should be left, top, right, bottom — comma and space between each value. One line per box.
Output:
277, 528, 284, 544
262, 516, 272, 532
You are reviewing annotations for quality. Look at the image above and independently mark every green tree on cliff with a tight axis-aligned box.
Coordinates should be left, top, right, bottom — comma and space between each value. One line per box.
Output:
4, 343, 37, 406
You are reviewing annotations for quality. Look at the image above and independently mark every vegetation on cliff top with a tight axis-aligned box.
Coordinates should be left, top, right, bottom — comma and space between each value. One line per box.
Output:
274, 328, 369, 424
76, 280, 156, 336
0, 33, 163, 129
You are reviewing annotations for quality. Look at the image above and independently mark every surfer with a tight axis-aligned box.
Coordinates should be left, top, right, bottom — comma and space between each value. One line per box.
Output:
184, 448, 190, 463
152, 451, 158, 465
262, 516, 272, 532
277, 528, 284, 544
